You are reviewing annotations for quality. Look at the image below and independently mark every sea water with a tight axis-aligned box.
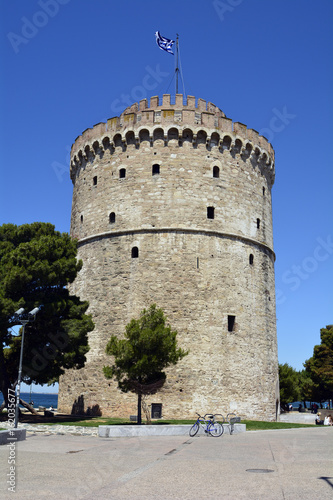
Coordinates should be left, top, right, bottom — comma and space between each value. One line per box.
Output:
0, 392, 58, 409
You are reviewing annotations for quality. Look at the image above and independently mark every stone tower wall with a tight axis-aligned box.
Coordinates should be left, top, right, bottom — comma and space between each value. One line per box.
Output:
58, 94, 279, 421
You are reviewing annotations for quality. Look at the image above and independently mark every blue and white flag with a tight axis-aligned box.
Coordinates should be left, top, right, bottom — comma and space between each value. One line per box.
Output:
155, 31, 175, 55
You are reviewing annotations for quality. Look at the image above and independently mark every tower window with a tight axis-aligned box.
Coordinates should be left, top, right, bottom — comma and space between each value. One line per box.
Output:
228, 315, 236, 332
131, 246, 139, 258
263, 187, 265, 196
152, 164, 160, 175
109, 212, 115, 224
207, 206, 215, 219
80, 215, 83, 223
249, 254, 254, 265
257, 218, 260, 229
93, 176, 97, 186
213, 166, 220, 178
119, 168, 126, 178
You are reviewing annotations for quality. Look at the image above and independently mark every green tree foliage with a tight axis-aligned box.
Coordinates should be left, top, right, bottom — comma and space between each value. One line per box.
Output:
298, 369, 316, 405
103, 304, 188, 424
0, 223, 94, 409
304, 325, 333, 402
279, 363, 300, 408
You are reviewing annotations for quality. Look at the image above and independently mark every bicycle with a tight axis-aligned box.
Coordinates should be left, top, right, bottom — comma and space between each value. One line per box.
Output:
189, 413, 224, 437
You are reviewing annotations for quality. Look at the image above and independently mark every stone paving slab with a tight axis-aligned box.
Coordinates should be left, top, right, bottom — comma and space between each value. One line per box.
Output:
99, 423, 246, 437
0, 427, 332, 499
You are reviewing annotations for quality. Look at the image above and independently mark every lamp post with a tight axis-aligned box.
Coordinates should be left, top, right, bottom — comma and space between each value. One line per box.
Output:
14, 307, 40, 428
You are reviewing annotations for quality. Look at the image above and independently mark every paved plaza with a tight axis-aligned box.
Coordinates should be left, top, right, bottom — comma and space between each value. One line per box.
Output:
1, 427, 332, 499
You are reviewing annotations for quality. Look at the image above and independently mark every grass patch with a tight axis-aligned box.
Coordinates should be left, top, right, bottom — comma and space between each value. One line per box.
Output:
44, 417, 128, 427
41, 417, 315, 430
43, 417, 196, 427
242, 420, 315, 431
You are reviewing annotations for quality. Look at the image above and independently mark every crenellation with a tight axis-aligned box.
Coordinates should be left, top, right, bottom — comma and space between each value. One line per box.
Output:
123, 113, 136, 125
139, 98, 148, 111
162, 94, 171, 106
201, 112, 215, 128
69, 96, 276, 215
182, 109, 195, 125
125, 102, 138, 114
207, 101, 217, 114
197, 97, 207, 111
175, 94, 183, 106
186, 95, 196, 108
72, 96, 271, 158
81, 127, 96, 144
219, 116, 233, 133
150, 95, 159, 108
233, 122, 247, 137
246, 128, 260, 146
140, 110, 154, 124
107, 116, 119, 133
162, 109, 175, 122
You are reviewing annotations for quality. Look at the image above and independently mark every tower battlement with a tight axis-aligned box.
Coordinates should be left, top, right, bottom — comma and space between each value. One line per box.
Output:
70, 94, 275, 185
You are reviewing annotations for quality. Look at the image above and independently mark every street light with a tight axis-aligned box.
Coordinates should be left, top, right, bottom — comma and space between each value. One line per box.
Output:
14, 307, 40, 428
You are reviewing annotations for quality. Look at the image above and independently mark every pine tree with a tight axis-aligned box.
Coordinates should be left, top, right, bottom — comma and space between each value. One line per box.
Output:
304, 325, 333, 403
103, 304, 188, 424
0, 223, 94, 413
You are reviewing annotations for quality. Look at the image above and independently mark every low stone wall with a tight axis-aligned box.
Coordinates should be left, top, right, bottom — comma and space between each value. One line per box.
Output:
279, 409, 333, 425
99, 423, 246, 437
0, 428, 26, 445
279, 413, 316, 424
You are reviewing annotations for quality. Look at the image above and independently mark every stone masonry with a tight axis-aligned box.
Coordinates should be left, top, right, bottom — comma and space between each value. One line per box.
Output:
58, 94, 279, 421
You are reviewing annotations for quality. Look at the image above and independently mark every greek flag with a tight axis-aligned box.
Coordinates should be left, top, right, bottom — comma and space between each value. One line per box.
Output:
155, 31, 175, 55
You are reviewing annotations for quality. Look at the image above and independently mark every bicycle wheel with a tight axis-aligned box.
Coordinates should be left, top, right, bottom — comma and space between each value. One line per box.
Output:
189, 422, 199, 437
208, 422, 223, 437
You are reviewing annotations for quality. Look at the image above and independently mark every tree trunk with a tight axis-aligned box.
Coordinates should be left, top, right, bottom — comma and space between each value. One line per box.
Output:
20, 399, 38, 415
142, 395, 151, 425
0, 347, 13, 409
137, 393, 142, 425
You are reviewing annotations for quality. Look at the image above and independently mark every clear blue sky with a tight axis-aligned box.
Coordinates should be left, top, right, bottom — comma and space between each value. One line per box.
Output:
1, 0, 332, 393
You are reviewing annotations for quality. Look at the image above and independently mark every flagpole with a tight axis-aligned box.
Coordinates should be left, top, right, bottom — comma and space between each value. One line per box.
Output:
175, 33, 179, 95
